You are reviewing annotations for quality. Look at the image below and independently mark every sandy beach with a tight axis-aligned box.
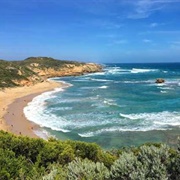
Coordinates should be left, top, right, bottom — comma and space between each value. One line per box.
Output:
0, 80, 62, 138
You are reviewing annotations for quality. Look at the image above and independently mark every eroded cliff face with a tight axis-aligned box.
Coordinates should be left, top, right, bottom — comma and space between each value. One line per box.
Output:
29, 63, 102, 78
12, 75, 43, 86
0, 57, 102, 87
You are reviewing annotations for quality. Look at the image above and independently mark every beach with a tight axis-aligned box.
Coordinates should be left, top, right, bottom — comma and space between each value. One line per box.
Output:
0, 80, 62, 138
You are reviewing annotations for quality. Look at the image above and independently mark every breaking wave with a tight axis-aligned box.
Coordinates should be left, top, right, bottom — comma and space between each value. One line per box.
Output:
131, 68, 157, 73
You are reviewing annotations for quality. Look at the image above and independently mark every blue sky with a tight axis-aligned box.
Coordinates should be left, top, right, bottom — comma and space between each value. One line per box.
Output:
0, 0, 180, 63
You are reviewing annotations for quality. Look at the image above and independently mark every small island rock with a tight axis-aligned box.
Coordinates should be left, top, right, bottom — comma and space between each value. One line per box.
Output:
155, 78, 165, 83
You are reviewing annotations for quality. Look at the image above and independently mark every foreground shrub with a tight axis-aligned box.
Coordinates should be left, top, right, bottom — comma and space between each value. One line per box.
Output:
167, 138, 180, 180
110, 152, 144, 180
110, 144, 171, 180
42, 158, 110, 180
138, 144, 169, 180
0, 148, 40, 179
0, 131, 179, 179
42, 165, 67, 180
67, 158, 110, 180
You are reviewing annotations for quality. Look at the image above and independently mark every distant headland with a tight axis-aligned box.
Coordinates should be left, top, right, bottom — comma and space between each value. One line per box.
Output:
0, 56, 102, 88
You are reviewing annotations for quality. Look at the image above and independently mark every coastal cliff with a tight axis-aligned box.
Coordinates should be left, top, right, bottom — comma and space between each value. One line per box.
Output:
0, 57, 102, 87
29, 62, 102, 78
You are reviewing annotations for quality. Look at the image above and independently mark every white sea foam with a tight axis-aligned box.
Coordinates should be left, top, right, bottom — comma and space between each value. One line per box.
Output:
158, 87, 174, 90
166, 79, 180, 86
103, 99, 118, 106
52, 107, 73, 111
131, 68, 157, 73
123, 80, 154, 84
84, 72, 106, 76
160, 91, 167, 93
106, 67, 130, 75
80, 86, 97, 90
78, 126, 168, 137
108, 68, 128, 74
119, 113, 138, 120
155, 83, 165, 86
24, 91, 110, 131
91, 78, 112, 82
64, 112, 114, 128
24, 87, 72, 133
78, 111, 180, 137
98, 86, 108, 89
77, 111, 180, 137
33, 129, 51, 140
58, 81, 73, 88
78, 132, 95, 137
48, 78, 73, 87
119, 111, 180, 126
72, 79, 89, 82
153, 79, 180, 89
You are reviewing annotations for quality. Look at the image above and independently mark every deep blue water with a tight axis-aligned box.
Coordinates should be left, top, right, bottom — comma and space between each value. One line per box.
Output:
24, 63, 180, 149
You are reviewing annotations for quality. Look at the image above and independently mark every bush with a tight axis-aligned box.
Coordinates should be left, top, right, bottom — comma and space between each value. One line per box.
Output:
110, 144, 171, 180
167, 138, 180, 180
0, 148, 39, 179
110, 152, 144, 180
0, 131, 179, 179
137, 144, 169, 179
67, 158, 110, 180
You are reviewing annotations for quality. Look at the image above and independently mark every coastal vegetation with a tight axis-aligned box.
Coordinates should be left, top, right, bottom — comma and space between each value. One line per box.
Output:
0, 59, 37, 87
0, 130, 179, 179
0, 57, 102, 88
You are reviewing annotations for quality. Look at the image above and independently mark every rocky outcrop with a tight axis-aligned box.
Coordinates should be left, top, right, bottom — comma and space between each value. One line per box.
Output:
30, 63, 102, 78
12, 75, 44, 86
155, 78, 165, 83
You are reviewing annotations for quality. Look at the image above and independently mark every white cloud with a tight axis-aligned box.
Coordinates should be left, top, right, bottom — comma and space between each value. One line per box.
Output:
149, 22, 166, 28
150, 23, 158, 27
114, 40, 128, 44
127, 0, 180, 19
140, 30, 180, 35
172, 41, 180, 45
170, 41, 180, 49
143, 39, 152, 43
107, 39, 128, 46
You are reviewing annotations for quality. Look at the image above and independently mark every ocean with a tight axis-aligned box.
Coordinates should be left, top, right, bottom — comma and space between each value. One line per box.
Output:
24, 63, 180, 149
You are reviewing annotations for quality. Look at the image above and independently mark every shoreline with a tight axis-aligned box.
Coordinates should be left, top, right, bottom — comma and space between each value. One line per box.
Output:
0, 80, 64, 138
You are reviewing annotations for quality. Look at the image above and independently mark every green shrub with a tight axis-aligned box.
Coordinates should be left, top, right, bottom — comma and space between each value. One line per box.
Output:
42, 165, 67, 180
0, 148, 39, 179
110, 152, 144, 180
67, 158, 110, 180
137, 144, 169, 180
167, 138, 180, 180
0, 131, 179, 179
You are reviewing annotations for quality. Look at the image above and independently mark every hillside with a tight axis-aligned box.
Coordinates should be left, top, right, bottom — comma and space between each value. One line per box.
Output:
0, 57, 102, 87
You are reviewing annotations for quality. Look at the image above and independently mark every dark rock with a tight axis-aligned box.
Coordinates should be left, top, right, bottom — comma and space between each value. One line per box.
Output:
155, 78, 165, 83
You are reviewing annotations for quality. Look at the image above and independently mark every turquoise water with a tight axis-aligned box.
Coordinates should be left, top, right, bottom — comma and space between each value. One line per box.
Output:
24, 63, 180, 149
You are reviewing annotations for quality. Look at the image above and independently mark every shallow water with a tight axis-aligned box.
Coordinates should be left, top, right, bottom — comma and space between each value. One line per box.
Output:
24, 63, 180, 149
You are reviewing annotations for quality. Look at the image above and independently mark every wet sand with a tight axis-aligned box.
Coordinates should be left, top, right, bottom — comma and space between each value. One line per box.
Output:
0, 80, 63, 138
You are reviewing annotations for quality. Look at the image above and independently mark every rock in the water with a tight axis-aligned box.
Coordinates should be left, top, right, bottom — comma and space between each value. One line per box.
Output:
155, 78, 165, 83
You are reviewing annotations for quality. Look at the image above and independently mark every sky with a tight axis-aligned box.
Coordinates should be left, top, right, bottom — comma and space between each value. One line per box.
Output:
0, 0, 180, 63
